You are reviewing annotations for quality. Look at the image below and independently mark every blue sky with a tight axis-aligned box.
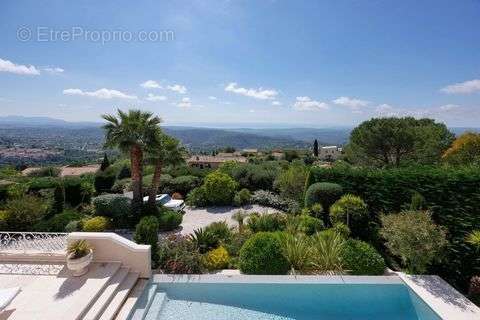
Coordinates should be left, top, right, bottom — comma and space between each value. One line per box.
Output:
1, 0, 480, 127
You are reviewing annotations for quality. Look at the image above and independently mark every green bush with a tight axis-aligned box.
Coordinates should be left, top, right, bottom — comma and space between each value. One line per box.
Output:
35, 210, 84, 232
26, 167, 61, 177
186, 187, 208, 207
223, 162, 280, 191
52, 183, 65, 215
111, 178, 131, 194
158, 235, 202, 274
92, 194, 131, 226
82, 216, 109, 232
170, 175, 200, 196
202, 246, 230, 271
157, 209, 183, 231
65, 220, 82, 232
250, 190, 299, 213
205, 221, 232, 244
233, 188, 251, 207
94, 167, 117, 194
3, 196, 47, 230
381, 210, 447, 274
342, 239, 386, 275
203, 171, 238, 205
117, 164, 131, 180
134, 216, 160, 267
64, 176, 92, 206
247, 213, 287, 233
239, 232, 289, 274
330, 194, 368, 238
305, 182, 343, 212
306, 165, 480, 290
289, 214, 325, 236
28, 177, 59, 192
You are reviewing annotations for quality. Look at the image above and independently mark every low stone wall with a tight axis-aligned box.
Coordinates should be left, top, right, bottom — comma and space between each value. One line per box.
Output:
68, 232, 151, 278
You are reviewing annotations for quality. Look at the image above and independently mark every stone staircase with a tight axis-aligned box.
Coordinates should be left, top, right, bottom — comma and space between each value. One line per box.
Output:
78, 263, 141, 320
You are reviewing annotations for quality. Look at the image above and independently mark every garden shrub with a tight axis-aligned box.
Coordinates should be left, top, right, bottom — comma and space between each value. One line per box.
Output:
247, 213, 287, 233
26, 167, 61, 177
224, 162, 280, 191
330, 194, 368, 238
157, 209, 182, 231
233, 188, 251, 207
28, 177, 58, 192
117, 164, 131, 180
202, 246, 230, 271
239, 232, 289, 274
92, 194, 131, 226
332, 223, 351, 239
468, 276, 480, 306
251, 190, 299, 213
204, 221, 232, 244
158, 235, 202, 274
304, 182, 343, 213
203, 171, 238, 205
170, 175, 200, 196
134, 215, 160, 267
289, 214, 324, 236
52, 183, 65, 215
306, 165, 480, 290
186, 186, 208, 207
342, 239, 386, 275
3, 196, 47, 231
111, 178, 131, 194
35, 210, 84, 232
64, 176, 92, 206
274, 163, 307, 203
65, 220, 82, 232
380, 210, 447, 274
82, 216, 109, 232
94, 167, 117, 194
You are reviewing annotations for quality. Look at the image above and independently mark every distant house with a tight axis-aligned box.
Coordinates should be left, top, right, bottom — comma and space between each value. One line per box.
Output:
22, 164, 100, 177
187, 155, 247, 169
318, 146, 343, 161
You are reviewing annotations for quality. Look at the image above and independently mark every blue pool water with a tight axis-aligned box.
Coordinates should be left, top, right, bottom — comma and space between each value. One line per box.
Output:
143, 283, 441, 320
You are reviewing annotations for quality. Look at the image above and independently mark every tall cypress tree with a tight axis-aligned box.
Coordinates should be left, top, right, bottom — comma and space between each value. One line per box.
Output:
100, 153, 110, 171
313, 139, 319, 157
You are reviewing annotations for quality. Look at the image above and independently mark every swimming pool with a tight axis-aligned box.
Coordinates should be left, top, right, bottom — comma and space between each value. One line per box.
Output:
130, 276, 441, 320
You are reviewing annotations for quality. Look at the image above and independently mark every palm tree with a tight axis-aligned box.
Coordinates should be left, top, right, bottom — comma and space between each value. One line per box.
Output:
146, 133, 186, 208
102, 109, 162, 214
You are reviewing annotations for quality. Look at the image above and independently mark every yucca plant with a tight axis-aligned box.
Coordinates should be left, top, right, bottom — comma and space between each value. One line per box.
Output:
189, 228, 215, 253
232, 210, 249, 233
311, 230, 345, 274
466, 230, 480, 250
278, 233, 312, 274
67, 240, 91, 259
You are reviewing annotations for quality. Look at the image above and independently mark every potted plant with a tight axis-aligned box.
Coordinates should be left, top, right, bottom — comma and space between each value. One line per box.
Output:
66, 240, 93, 276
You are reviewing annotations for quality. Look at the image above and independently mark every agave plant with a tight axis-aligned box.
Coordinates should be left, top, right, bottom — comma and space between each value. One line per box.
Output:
278, 232, 312, 274
67, 240, 91, 259
311, 230, 345, 274
189, 228, 215, 253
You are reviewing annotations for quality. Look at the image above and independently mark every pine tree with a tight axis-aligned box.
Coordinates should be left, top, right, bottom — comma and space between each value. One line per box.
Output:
100, 153, 110, 171
313, 139, 319, 157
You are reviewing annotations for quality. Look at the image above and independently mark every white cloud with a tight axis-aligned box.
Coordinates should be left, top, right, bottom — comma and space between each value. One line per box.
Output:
146, 93, 167, 102
375, 104, 397, 116
293, 96, 329, 111
43, 67, 64, 75
177, 97, 192, 108
63, 88, 137, 100
140, 80, 162, 89
249, 109, 255, 113
0, 58, 40, 75
272, 101, 281, 106
440, 79, 480, 94
208, 96, 217, 100
333, 96, 369, 109
225, 82, 278, 100
439, 104, 460, 111
167, 84, 187, 94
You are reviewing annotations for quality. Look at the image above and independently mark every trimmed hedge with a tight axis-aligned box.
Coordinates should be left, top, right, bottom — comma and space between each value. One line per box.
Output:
342, 239, 386, 275
306, 165, 480, 291
239, 232, 289, 274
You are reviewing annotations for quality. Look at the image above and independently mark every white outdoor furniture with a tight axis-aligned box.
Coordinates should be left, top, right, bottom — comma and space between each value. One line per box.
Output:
0, 287, 20, 312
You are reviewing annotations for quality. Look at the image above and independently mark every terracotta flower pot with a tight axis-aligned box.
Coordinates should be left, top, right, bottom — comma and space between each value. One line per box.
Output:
67, 249, 93, 276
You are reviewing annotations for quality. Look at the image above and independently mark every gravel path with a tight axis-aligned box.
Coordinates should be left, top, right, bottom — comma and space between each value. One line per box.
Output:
170, 205, 280, 236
